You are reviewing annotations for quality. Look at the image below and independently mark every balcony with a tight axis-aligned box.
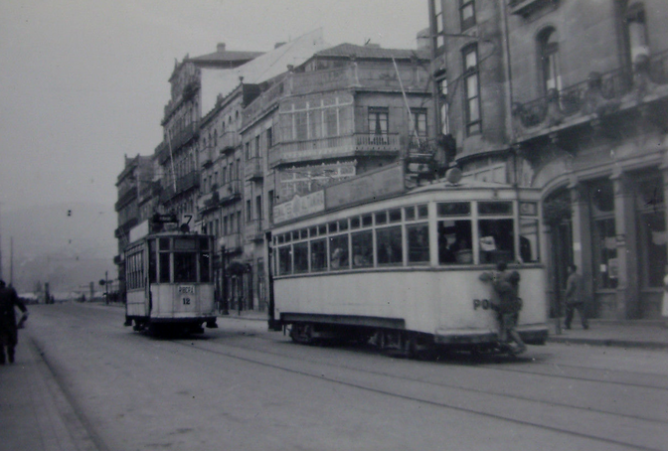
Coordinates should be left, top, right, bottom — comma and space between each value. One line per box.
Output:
511, 50, 668, 139
244, 219, 264, 242
508, 0, 558, 17
219, 131, 240, 153
244, 157, 264, 180
158, 122, 199, 163
269, 133, 401, 167
197, 190, 220, 214
158, 171, 200, 204
242, 79, 287, 129
220, 233, 243, 254
115, 188, 137, 212
217, 180, 242, 205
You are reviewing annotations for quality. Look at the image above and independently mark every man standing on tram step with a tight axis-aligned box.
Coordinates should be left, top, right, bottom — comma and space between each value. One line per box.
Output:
480, 262, 526, 355
564, 264, 589, 330
0, 279, 28, 364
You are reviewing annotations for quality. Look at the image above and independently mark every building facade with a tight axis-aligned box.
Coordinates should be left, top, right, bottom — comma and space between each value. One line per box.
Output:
429, 0, 668, 319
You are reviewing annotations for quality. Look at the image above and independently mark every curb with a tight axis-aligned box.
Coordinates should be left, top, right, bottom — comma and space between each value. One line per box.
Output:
548, 336, 668, 350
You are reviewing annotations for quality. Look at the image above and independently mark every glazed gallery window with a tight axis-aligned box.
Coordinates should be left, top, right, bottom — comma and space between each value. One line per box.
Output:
463, 46, 481, 135
352, 231, 373, 268
376, 226, 402, 265
636, 176, 666, 288
329, 235, 349, 270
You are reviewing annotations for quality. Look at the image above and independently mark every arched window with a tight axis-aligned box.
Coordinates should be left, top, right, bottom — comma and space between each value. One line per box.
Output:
538, 28, 561, 94
626, 2, 649, 66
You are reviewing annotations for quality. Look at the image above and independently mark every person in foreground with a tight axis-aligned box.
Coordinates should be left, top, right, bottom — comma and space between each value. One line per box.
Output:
481, 262, 527, 355
0, 279, 28, 364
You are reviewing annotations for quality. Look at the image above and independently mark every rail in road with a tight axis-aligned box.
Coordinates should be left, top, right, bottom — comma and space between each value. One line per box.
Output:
21, 303, 668, 451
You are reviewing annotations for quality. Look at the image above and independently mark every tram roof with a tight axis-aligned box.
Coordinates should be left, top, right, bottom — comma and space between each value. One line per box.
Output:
409, 178, 539, 194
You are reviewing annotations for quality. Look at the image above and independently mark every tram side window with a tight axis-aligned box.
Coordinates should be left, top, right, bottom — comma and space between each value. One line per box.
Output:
377, 226, 402, 265
520, 218, 539, 262
438, 220, 473, 264
352, 231, 373, 268
294, 242, 309, 273
148, 241, 157, 283
478, 219, 515, 264
330, 235, 349, 270
278, 246, 292, 275
407, 223, 430, 263
311, 239, 327, 272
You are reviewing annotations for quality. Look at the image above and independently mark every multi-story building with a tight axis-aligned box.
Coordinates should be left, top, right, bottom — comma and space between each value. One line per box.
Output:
198, 83, 260, 311
114, 154, 155, 298
155, 44, 263, 223
236, 42, 435, 311
429, 0, 668, 319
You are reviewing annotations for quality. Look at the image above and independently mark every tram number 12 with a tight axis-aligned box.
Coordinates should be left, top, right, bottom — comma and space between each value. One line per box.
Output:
182, 297, 191, 305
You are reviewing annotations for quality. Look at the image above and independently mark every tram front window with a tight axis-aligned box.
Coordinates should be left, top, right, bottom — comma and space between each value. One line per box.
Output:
174, 252, 197, 282
200, 252, 211, 282
159, 252, 170, 283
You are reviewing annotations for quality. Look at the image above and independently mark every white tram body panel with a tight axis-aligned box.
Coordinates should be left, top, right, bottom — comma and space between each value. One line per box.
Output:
274, 267, 546, 342
271, 180, 549, 346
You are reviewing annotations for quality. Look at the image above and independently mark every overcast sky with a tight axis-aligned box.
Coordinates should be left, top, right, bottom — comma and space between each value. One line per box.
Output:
0, 0, 428, 212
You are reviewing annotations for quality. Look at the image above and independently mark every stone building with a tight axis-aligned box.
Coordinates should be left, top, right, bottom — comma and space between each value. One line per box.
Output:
428, 0, 668, 319
155, 44, 263, 224
114, 154, 156, 298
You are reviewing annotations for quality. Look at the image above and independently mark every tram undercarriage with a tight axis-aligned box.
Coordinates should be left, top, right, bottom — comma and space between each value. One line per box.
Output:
124, 316, 218, 335
284, 315, 547, 358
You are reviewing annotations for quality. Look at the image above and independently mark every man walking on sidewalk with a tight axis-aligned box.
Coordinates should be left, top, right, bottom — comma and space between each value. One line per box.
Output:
0, 279, 28, 364
564, 265, 589, 330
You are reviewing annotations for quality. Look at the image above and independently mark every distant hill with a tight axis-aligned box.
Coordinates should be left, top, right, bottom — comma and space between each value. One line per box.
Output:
0, 202, 117, 293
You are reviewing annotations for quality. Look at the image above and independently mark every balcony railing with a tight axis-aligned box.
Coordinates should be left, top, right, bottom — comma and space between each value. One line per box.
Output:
291, 66, 358, 95
219, 131, 240, 153
221, 233, 243, 253
158, 171, 200, 203
217, 180, 242, 205
269, 133, 401, 166
197, 190, 220, 213
512, 49, 668, 134
242, 78, 287, 128
244, 157, 264, 180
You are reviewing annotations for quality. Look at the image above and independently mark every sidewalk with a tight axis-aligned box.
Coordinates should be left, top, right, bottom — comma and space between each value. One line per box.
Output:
0, 337, 98, 451
218, 309, 269, 322
546, 319, 668, 350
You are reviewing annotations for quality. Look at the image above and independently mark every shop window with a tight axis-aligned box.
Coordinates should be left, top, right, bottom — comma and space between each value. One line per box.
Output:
278, 246, 292, 275
311, 239, 327, 272
293, 242, 309, 274
352, 231, 373, 268
330, 235, 349, 270
376, 226, 402, 265
594, 218, 618, 289
637, 176, 666, 288
438, 220, 473, 264
407, 223, 430, 264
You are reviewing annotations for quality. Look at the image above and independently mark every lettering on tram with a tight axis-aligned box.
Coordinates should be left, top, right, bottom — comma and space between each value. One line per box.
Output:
268, 168, 549, 357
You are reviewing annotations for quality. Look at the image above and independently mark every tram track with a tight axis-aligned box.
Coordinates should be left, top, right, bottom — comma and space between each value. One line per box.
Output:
172, 335, 665, 451
33, 304, 668, 450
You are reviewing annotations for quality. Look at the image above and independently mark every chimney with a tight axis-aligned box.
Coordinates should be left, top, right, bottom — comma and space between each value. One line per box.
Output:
274, 42, 286, 49
217, 43, 226, 53
417, 28, 430, 51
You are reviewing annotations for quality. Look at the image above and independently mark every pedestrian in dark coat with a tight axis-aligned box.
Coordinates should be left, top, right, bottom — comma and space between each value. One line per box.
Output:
0, 279, 28, 364
564, 264, 589, 330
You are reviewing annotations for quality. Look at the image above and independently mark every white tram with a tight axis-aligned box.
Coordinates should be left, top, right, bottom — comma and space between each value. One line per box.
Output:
270, 177, 549, 353
123, 226, 218, 334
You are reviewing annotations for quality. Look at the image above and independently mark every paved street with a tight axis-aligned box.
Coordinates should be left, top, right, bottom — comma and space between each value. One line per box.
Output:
2, 302, 668, 451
